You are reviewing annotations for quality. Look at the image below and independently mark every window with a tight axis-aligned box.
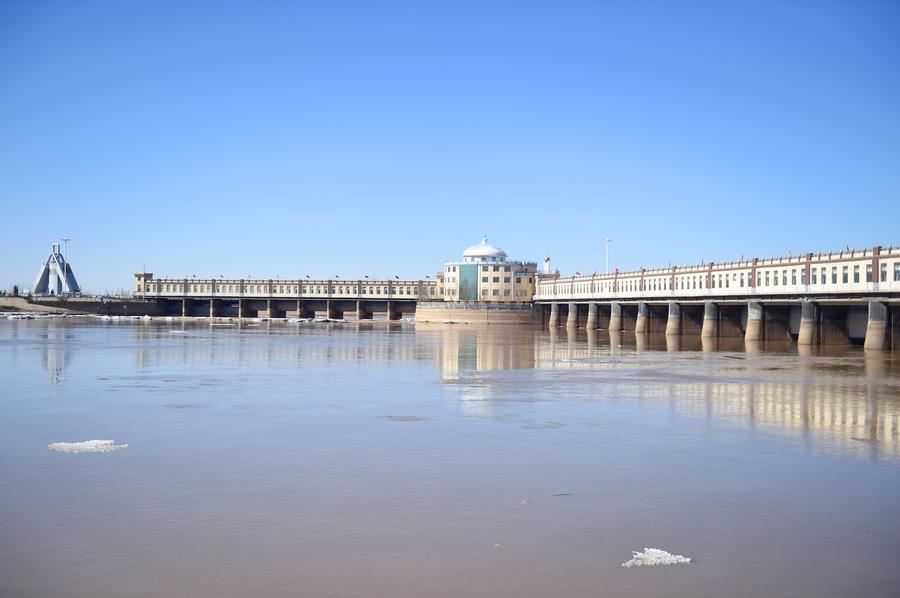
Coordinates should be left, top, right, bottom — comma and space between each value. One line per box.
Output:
812, 269, 817, 284
800, 271, 806, 285
853, 265, 860, 283
482, 276, 488, 283
842, 266, 848, 283
894, 263, 900, 281
481, 289, 488, 296
482, 266, 488, 272
503, 289, 510, 296
880, 263, 887, 282
832, 267, 837, 284
492, 289, 499, 296
791, 269, 796, 285
493, 266, 499, 272
740, 273, 745, 287
782, 270, 787, 286
725, 275, 729, 288
504, 277, 510, 283
772, 271, 777, 286
492, 277, 499, 283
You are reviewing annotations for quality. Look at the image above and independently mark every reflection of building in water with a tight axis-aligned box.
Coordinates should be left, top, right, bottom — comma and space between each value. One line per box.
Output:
130, 324, 431, 369
38, 323, 73, 384
424, 326, 536, 380
125, 323, 900, 461
529, 331, 900, 461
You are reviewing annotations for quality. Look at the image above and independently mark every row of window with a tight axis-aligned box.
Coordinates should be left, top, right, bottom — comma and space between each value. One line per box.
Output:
551, 262, 900, 294
480, 276, 534, 284
141, 284, 434, 296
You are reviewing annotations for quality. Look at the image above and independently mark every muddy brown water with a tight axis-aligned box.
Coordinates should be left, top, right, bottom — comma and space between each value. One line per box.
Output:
1, 318, 899, 597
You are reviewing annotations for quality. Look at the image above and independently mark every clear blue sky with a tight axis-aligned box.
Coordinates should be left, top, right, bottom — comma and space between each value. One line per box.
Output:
2, 0, 898, 292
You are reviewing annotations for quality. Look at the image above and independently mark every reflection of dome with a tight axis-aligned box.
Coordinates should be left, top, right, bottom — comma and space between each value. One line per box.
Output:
463, 236, 507, 262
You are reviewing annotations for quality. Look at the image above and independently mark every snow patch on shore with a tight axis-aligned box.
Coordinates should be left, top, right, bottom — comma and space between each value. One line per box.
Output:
622, 548, 691, 568
48, 440, 128, 454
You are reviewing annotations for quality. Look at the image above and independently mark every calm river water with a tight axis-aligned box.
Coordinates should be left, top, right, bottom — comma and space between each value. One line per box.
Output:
1, 318, 899, 597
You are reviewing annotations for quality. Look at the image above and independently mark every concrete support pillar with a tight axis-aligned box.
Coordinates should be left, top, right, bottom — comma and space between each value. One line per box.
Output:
182, 299, 188, 318
635, 302, 649, 333
209, 299, 216, 318
701, 301, 718, 338
609, 302, 622, 331
566, 302, 578, 328
798, 301, 818, 346
548, 303, 559, 329
356, 300, 365, 320
326, 300, 335, 320
238, 299, 243, 319
265, 298, 272, 319
745, 301, 763, 342
864, 300, 888, 351
665, 301, 681, 336
386, 301, 396, 321
586, 302, 598, 330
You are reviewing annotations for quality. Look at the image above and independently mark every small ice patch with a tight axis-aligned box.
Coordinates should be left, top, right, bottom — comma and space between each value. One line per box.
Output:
622, 548, 691, 568
48, 440, 128, 454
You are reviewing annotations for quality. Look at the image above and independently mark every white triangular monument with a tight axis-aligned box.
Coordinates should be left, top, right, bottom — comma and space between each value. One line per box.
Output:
32, 243, 80, 295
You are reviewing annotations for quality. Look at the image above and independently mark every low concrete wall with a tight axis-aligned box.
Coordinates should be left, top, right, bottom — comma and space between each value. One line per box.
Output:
415, 302, 539, 325
0, 296, 163, 316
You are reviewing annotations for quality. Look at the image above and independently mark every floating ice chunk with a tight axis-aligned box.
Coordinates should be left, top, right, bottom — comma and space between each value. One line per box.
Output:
142, 315, 151, 321
48, 440, 128, 454
622, 548, 691, 568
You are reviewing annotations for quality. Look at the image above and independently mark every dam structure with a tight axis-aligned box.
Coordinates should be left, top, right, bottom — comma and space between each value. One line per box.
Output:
129, 243, 900, 349
536, 245, 900, 350
133, 274, 437, 320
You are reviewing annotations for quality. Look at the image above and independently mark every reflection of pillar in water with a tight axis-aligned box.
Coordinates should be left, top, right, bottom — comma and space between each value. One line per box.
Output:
548, 303, 559, 329
665, 333, 680, 352
635, 331, 646, 352
609, 330, 622, 355
744, 338, 762, 354
586, 326, 596, 350
549, 326, 559, 364
866, 380, 880, 461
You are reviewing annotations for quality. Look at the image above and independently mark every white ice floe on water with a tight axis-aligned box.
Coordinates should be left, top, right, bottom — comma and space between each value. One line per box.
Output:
48, 440, 128, 454
622, 548, 692, 568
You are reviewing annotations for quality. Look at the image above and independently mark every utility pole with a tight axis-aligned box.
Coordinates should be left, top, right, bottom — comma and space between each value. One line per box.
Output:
63, 237, 71, 293
604, 238, 611, 274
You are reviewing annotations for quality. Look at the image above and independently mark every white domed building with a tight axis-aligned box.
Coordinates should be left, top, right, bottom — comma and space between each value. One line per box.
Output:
437, 236, 538, 303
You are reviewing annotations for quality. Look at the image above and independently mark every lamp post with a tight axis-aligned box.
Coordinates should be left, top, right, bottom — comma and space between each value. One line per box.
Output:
604, 238, 611, 274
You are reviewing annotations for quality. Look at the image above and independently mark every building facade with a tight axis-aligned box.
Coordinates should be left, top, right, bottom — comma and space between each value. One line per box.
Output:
438, 236, 538, 303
